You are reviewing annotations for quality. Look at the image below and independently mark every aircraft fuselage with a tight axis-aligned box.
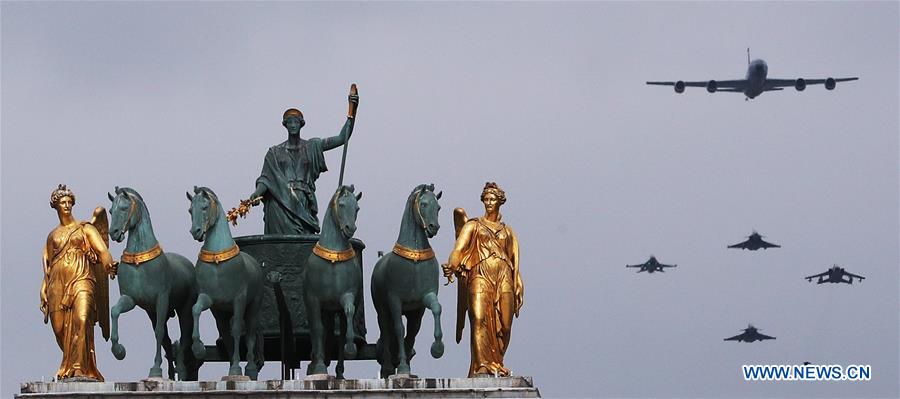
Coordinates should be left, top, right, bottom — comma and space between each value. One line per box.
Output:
744, 59, 768, 99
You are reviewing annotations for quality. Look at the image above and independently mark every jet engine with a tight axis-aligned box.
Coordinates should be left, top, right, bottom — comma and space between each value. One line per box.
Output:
706, 80, 717, 93
794, 78, 806, 91
674, 81, 685, 93
825, 77, 836, 90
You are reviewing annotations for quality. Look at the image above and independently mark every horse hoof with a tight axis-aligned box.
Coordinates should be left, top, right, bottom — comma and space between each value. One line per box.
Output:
308, 363, 327, 375
229, 365, 243, 376
397, 364, 411, 375
175, 366, 188, 381
245, 367, 259, 381
149, 367, 163, 379
344, 342, 357, 359
431, 341, 444, 358
111, 343, 126, 360
191, 340, 206, 360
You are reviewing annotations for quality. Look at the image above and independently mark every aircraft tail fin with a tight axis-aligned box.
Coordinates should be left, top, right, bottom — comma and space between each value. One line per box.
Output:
747, 47, 750, 65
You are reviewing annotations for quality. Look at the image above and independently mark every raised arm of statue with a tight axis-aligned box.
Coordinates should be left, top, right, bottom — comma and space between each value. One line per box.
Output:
322, 117, 355, 151
322, 89, 359, 151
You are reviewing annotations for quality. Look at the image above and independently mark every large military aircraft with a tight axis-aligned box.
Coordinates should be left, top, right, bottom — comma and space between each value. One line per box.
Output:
728, 231, 780, 251
724, 324, 776, 343
805, 265, 865, 284
646, 49, 858, 100
626, 256, 676, 273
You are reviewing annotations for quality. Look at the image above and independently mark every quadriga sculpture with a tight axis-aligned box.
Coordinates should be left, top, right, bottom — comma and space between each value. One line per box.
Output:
304, 185, 363, 377
107, 187, 199, 380
371, 184, 444, 377
186, 186, 264, 380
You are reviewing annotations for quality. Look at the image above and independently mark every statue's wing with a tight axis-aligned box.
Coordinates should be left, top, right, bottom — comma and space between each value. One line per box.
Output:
89, 207, 111, 340
453, 207, 469, 343
453, 207, 468, 238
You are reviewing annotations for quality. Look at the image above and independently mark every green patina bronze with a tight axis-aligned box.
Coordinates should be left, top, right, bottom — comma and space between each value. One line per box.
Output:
250, 113, 355, 235
303, 185, 363, 376
372, 184, 445, 377
187, 187, 265, 380
107, 187, 200, 381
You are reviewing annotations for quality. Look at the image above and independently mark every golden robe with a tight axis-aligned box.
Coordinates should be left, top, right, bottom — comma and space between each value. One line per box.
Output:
42, 223, 106, 381
457, 217, 522, 377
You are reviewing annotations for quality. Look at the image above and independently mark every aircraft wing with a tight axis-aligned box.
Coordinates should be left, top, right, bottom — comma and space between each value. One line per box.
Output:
844, 271, 865, 281
625, 263, 643, 268
757, 333, 776, 340
728, 240, 749, 249
646, 79, 747, 91
759, 239, 780, 248
724, 333, 745, 341
805, 271, 828, 281
659, 263, 676, 268
766, 77, 859, 89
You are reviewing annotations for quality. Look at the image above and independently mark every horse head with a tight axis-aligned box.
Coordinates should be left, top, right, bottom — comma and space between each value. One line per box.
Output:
410, 184, 442, 238
108, 186, 144, 243
329, 185, 362, 239
187, 186, 221, 242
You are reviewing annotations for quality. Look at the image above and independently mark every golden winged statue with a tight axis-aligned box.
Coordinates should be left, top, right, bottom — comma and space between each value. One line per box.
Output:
41, 185, 117, 381
442, 182, 523, 377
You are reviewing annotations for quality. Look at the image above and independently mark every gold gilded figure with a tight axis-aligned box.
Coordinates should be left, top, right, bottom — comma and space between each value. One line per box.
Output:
442, 182, 524, 377
40, 185, 117, 381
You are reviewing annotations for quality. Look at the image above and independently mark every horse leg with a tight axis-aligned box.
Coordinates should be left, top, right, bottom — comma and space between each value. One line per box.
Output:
374, 301, 395, 378
387, 294, 410, 374
175, 302, 196, 380
110, 295, 136, 360
149, 293, 171, 378
404, 308, 425, 364
191, 293, 212, 360
243, 297, 262, 380
305, 296, 326, 375
336, 314, 346, 379
228, 292, 248, 376
339, 293, 357, 360
423, 292, 444, 358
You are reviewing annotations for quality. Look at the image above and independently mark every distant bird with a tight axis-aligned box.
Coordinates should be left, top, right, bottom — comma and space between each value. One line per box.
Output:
626, 256, 677, 273
724, 324, 776, 343
728, 231, 780, 251
805, 265, 865, 285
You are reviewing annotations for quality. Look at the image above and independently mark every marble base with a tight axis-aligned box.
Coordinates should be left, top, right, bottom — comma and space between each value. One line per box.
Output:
19, 376, 541, 398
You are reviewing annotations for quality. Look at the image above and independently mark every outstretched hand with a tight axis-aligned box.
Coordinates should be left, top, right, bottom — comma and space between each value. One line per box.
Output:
441, 263, 456, 285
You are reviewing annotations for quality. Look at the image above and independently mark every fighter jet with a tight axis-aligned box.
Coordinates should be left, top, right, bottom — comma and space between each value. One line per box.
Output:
805, 265, 865, 284
626, 256, 676, 273
728, 231, 780, 251
646, 49, 858, 100
724, 324, 776, 343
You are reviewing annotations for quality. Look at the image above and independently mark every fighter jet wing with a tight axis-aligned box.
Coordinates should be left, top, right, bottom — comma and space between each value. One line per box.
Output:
756, 333, 776, 340
758, 239, 780, 249
728, 240, 750, 249
805, 271, 828, 281
766, 77, 859, 89
646, 79, 747, 91
625, 263, 643, 268
844, 272, 865, 282
659, 263, 677, 268
724, 333, 745, 341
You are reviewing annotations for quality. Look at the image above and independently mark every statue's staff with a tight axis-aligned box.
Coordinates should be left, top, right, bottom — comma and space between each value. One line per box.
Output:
338, 83, 359, 187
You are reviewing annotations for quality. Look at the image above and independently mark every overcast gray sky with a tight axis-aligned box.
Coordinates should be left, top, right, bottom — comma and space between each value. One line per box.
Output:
2, 2, 898, 398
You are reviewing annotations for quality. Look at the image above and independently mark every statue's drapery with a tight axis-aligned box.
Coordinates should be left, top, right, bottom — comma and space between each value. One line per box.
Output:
255, 138, 328, 234
43, 223, 107, 381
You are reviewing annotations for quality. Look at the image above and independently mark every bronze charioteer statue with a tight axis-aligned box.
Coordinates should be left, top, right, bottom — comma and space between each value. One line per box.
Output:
229, 85, 359, 232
